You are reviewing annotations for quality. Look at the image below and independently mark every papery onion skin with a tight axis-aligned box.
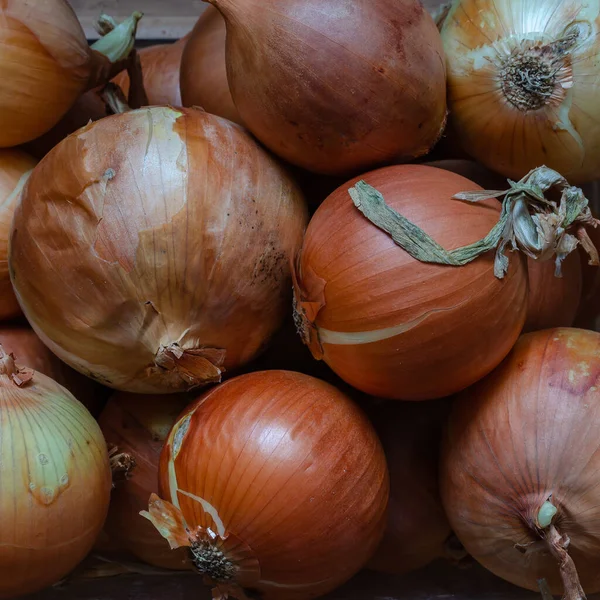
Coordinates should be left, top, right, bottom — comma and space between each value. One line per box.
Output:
367, 400, 452, 575
441, 0, 600, 184
0, 150, 37, 321
99, 393, 191, 570
210, 0, 447, 175
10, 107, 308, 394
441, 328, 600, 595
294, 164, 527, 400
0, 350, 111, 598
180, 6, 242, 125
156, 370, 389, 599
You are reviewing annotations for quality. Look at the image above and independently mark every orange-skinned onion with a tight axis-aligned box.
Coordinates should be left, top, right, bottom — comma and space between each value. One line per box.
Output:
99, 393, 191, 570
367, 400, 452, 575
0, 1, 139, 147
0, 346, 111, 598
208, 0, 447, 175
180, 6, 242, 125
293, 164, 527, 400
0, 149, 37, 321
441, 328, 600, 596
10, 107, 308, 394
441, 0, 600, 184
427, 159, 583, 332
144, 370, 389, 600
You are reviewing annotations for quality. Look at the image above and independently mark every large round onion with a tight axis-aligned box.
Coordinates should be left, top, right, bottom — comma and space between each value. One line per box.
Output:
99, 392, 191, 570
180, 6, 242, 125
10, 107, 308, 394
143, 370, 389, 600
0, 346, 111, 597
209, 0, 446, 175
441, 328, 600, 597
294, 164, 527, 400
367, 400, 451, 574
0, 150, 37, 320
0, 2, 139, 147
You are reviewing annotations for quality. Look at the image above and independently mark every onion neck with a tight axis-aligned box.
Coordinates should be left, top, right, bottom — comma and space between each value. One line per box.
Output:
0, 345, 33, 387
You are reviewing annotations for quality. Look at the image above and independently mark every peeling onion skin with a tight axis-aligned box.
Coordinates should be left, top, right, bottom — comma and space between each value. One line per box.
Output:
156, 370, 389, 600
180, 6, 242, 126
441, 328, 600, 595
10, 107, 308, 394
210, 0, 447, 176
294, 164, 527, 400
441, 0, 600, 184
0, 150, 37, 321
99, 393, 192, 570
367, 400, 452, 575
0, 352, 111, 598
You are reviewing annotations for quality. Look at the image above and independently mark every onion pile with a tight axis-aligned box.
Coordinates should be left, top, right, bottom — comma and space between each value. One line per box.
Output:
441, 328, 600, 597
0, 345, 111, 597
143, 370, 389, 600
10, 107, 308, 393
208, 0, 447, 175
294, 164, 527, 400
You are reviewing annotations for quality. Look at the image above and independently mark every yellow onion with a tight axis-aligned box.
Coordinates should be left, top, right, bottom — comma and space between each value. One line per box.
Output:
0, 2, 141, 147
441, 0, 600, 183
10, 107, 308, 394
0, 150, 37, 321
0, 345, 111, 597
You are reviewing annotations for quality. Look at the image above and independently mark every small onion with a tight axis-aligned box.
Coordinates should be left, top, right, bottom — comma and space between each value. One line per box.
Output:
441, 328, 600, 597
99, 392, 191, 570
10, 107, 307, 393
180, 6, 242, 125
441, 0, 600, 183
208, 0, 447, 175
0, 346, 111, 597
143, 370, 389, 600
0, 150, 37, 321
293, 164, 527, 400
367, 400, 452, 575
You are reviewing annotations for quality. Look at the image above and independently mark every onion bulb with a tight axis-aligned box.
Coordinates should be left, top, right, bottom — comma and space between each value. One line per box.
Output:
99, 392, 191, 570
293, 164, 527, 400
10, 107, 308, 394
180, 6, 242, 125
143, 370, 389, 600
441, 328, 600, 597
0, 150, 37, 321
0, 345, 111, 598
367, 400, 452, 575
0, 3, 141, 147
441, 0, 600, 184
208, 0, 447, 175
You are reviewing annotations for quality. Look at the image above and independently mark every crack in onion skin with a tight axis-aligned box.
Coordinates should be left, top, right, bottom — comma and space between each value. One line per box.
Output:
441, 0, 600, 184
293, 164, 527, 400
154, 370, 389, 600
440, 328, 600, 595
180, 6, 243, 126
0, 352, 111, 598
9, 107, 308, 394
209, 0, 447, 176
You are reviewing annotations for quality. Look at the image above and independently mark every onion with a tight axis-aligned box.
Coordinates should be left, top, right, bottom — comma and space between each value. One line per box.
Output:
441, 0, 600, 184
180, 6, 242, 125
367, 400, 452, 575
0, 149, 37, 321
0, 3, 141, 147
98, 392, 191, 570
441, 328, 600, 598
10, 107, 308, 393
143, 370, 389, 600
208, 0, 447, 175
0, 345, 111, 597
293, 164, 527, 400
